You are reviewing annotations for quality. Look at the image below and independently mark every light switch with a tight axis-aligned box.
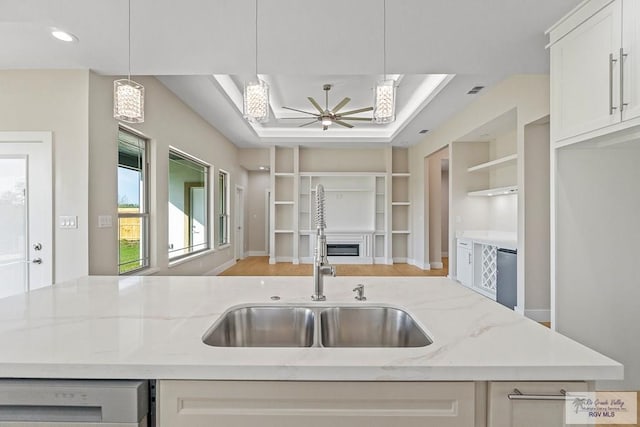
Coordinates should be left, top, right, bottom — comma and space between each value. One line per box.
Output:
98, 215, 113, 228
59, 215, 78, 229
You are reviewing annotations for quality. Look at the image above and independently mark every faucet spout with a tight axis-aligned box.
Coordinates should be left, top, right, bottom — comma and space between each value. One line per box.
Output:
312, 184, 335, 301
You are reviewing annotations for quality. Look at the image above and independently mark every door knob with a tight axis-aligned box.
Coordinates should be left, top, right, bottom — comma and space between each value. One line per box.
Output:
32, 258, 43, 264
33, 243, 42, 251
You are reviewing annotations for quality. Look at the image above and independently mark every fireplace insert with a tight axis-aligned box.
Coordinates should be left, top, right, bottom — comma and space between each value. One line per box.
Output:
327, 244, 359, 257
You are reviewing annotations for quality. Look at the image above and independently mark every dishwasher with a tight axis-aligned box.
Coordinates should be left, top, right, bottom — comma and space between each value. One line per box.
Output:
0, 379, 149, 426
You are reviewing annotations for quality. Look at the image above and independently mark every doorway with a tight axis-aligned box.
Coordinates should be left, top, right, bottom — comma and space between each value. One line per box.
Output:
0, 132, 53, 298
235, 186, 245, 260
426, 146, 450, 270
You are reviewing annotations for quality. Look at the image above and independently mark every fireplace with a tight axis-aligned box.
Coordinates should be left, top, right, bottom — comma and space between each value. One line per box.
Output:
327, 244, 360, 257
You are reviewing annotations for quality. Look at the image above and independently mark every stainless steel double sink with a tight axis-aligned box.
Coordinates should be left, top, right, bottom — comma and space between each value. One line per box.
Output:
202, 305, 432, 348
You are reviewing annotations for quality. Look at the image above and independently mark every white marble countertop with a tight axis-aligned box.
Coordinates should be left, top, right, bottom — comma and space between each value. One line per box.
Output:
0, 275, 622, 381
457, 231, 517, 250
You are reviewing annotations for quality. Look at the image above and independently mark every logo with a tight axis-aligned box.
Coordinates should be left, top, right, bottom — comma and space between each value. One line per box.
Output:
566, 392, 637, 425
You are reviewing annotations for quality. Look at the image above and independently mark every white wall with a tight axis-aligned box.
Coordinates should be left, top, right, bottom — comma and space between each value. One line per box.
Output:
0, 70, 89, 283
299, 147, 386, 172
410, 75, 550, 271
555, 143, 640, 390
89, 73, 245, 275
441, 164, 449, 255
247, 171, 270, 254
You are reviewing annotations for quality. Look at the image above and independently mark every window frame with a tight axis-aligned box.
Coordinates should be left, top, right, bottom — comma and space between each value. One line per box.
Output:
168, 147, 211, 261
218, 169, 230, 247
117, 127, 150, 275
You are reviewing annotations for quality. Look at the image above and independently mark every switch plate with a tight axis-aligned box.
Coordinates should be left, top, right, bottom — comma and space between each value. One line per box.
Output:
59, 215, 78, 229
98, 215, 113, 228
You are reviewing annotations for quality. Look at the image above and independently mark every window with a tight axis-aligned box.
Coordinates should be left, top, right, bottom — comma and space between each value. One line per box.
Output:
218, 170, 229, 246
168, 149, 209, 260
117, 129, 149, 274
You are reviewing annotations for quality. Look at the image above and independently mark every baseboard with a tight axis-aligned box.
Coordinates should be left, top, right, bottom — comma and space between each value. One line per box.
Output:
268, 257, 276, 265
408, 258, 430, 270
246, 251, 267, 257
430, 261, 443, 269
374, 257, 386, 265
393, 257, 407, 263
204, 258, 236, 276
525, 309, 550, 322
292, 258, 300, 265
275, 256, 293, 263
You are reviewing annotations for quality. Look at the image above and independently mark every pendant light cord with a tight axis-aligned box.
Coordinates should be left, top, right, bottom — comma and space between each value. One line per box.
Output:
255, 0, 258, 77
383, 0, 386, 81
128, 0, 131, 81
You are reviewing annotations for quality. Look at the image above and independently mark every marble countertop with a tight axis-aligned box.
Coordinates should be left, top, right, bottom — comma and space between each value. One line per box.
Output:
0, 275, 622, 381
457, 231, 518, 250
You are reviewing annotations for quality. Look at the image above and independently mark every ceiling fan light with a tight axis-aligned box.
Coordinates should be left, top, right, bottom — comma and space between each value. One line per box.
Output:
321, 117, 332, 126
113, 79, 144, 123
373, 79, 396, 124
243, 80, 270, 124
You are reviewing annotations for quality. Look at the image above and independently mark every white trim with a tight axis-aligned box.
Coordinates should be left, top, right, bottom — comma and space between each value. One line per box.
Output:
275, 256, 293, 263
234, 184, 245, 260
524, 309, 551, 323
204, 258, 236, 276
374, 257, 387, 264
168, 248, 215, 268
408, 258, 431, 270
130, 267, 160, 276
393, 257, 408, 263
268, 257, 276, 265
430, 261, 443, 269
246, 251, 267, 256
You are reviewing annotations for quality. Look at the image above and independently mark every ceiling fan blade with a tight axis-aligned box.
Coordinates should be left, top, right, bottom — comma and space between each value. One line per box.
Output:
280, 117, 317, 120
332, 97, 351, 113
339, 106, 374, 116
338, 117, 372, 121
307, 97, 324, 113
282, 106, 318, 116
334, 120, 354, 128
299, 120, 319, 128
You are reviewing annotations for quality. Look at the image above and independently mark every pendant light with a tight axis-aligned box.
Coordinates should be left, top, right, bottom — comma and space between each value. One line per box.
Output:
243, 0, 270, 123
373, 0, 396, 124
114, 0, 144, 123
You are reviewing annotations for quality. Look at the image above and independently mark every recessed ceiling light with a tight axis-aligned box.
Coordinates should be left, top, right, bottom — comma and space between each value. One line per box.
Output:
258, 166, 270, 171
51, 29, 78, 43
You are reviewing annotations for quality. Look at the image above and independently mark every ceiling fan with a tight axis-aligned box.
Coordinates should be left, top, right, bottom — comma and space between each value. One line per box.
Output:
281, 84, 373, 130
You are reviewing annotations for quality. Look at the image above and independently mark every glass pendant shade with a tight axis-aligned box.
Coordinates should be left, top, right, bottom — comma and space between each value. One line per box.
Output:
114, 79, 145, 123
243, 80, 270, 123
373, 79, 396, 124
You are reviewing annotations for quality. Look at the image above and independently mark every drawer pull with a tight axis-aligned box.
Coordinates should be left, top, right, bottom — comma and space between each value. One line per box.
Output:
508, 388, 567, 401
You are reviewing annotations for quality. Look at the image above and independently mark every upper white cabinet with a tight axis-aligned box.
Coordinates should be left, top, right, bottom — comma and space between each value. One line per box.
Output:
549, 0, 640, 145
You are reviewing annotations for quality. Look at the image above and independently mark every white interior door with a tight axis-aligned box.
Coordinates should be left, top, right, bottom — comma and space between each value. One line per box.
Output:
0, 132, 53, 298
235, 186, 244, 260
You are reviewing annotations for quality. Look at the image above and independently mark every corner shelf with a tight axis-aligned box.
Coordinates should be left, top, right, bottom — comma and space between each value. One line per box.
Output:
391, 173, 410, 177
274, 229, 294, 233
392, 230, 411, 234
467, 185, 518, 197
467, 154, 517, 173
274, 172, 295, 177
392, 201, 411, 206
274, 201, 294, 205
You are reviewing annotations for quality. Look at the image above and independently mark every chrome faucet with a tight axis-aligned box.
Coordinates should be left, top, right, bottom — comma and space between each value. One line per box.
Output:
353, 284, 366, 301
312, 184, 335, 301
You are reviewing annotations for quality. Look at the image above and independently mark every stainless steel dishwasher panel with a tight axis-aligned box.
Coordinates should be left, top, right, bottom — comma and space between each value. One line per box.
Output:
0, 379, 148, 426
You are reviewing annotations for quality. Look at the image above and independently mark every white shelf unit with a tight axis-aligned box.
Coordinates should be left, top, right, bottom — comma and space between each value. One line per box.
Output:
270, 146, 298, 263
467, 154, 517, 173
391, 148, 411, 263
467, 185, 518, 197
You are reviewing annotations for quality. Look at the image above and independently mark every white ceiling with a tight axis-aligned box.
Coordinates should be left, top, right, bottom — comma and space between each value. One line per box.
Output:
1, 0, 582, 148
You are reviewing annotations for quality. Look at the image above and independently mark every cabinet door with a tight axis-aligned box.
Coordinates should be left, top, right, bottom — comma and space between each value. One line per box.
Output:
158, 381, 476, 427
456, 244, 472, 288
551, 0, 622, 141
622, 0, 640, 121
487, 381, 588, 427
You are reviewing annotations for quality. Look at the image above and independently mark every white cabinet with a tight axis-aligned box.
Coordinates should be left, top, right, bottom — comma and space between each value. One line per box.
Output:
158, 380, 476, 427
456, 239, 473, 288
550, 0, 640, 144
487, 381, 589, 427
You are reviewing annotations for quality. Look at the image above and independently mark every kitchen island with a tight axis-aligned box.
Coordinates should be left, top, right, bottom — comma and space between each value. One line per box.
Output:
0, 275, 622, 426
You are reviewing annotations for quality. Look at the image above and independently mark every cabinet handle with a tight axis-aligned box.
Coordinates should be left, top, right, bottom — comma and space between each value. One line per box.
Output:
508, 388, 567, 401
620, 48, 629, 112
610, 53, 618, 115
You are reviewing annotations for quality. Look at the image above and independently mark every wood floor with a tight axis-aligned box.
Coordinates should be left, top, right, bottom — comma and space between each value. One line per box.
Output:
220, 256, 448, 276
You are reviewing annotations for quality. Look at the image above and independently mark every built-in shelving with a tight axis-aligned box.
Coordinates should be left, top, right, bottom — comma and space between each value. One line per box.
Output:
467, 185, 518, 197
392, 201, 411, 206
391, 172, 411, 177
392, 230, 411, 234
467, 154, 517, 173
274, 230, 294, 233
274, 172, 295, 177
274, 201, 294, 205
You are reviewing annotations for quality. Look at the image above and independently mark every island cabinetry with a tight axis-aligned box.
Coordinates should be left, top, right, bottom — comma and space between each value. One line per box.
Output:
157, 380, 476, 427
487, 381, 589, 427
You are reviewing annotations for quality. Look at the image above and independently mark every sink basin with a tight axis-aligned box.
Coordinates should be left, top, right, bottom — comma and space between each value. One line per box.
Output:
320, 306, 432, 347
202, 306, 315, 347
203, 304, 431, 348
